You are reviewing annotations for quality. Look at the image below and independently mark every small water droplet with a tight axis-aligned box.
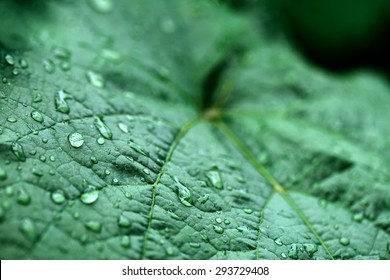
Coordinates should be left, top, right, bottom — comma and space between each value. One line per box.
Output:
189, 242, 201, 248
198, 194, 209, 204
68, 132, 84, 148
42, 138, 48, 144
174, 177, 192, 207
206, 168, 223, 189
118, 214, 131, 228
243, 208, 253, 214
0, 167, 7, 180
288, 244, 298, 259
274, 238, 283, 246
52, 46, 71, 60
339, 237, 350, 246
86, 70, 105, 88
128, 141, 148, 156
51, 190, 66, 204
94, 117, 112, 139
166, 247, 174, 256
5, 186, 13, 196
80, 189, 99, 205
281, 252, 287, 259
16, 189, 31, 205
39, 155, 46, 162
85, 220, 102, 233
88, 0, 113, 14
104, 169, 111, 175
117, 123, 128, 133
352, 213, 364, 223
120, 236, 131, 248
5, 54, 15, 65
2, 77, 8, 84
303, 243, 318, 257
90, 156, 98, 164
20, 218, 38, 241
7, 116, 17, 123
31, 111, 44, 123
19, 59, 28, 69
101, 49, 121, 62
215, 217, 222, 224
73, 212, 80, 219
160, 18, 176, 34
49, 155, 56, 162
97, 137, 105, 145
42, 59, 55, 73
11, 142, 26, 161
12, 68, 19, 76
143, 168, 150, 175
213, 225, 224, 234
60, 61, 71, 71
32, 168, 43, 177
33, 92, 42, 103
55, 90, 70, 114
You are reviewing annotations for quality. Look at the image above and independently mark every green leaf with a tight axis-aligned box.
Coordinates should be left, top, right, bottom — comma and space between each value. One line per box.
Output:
1, 0, 389, 260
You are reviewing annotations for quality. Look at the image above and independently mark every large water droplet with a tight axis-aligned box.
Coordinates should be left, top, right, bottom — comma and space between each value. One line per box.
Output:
166, 247, 174, 256
94, 117, 112, 139
68, 132, 84, 148
51, 190, 66, 204
213, 225, 224, 234
118, 214, 131, 228
85, 220, 102, 233
303, 243, 318, 257
339, 237, 350, 246
20, 218, 38, 241
16, 189, 31, 205
80, 189, 99, 205
5, 54, 15, 65
55, 90, 70, 114
31, 111, 44, 123
120, 236, 131, 248
42, 59, 55, 73
288, 244, 298, 259
174, 177, 192, 207
206, 168, 223, 189
86, 70, 105, 88
0, 167, 7, 181
11, 142, 26, 161
88, 0, 113, 14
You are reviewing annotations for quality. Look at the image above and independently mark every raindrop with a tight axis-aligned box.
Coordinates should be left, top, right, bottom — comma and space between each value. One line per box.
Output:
2, 77, 7, 84
166, 247, 174, 256
118, 123, 128, 133
5, 186, 13, 196
11, 142, 26, 161
101, 49, 121, 63
51, 190, 66, 204
215, 217, 222, 224
0, 167, 7, 180
52, 47, 71, 60
104, 169, 111, 175
5, 54, 15, 65
303, 243, 318, 257
19, 59, 28, 69
128, 141, 148, 156
213, 225, 224, 234
55, 90, 70, 114
60, 61, 71, 71
112, 178, 119, 184
16, 189, 31, 205
80, 189, 99, 205
352, 213, 364, 223
31, 111, 44, 123
85, 220, 102, 233
339, 237, 350, 246
90, 156, 98, 164
198, 194, 209, 204
49, 156, 56, 162
33, 92, 42, 103
7, 116, 17, 123
224, 219, 231, 225
143, 168, 150, 175
68, 132, 84, 148
42, 59, 55, 73
243, 208, 253, 214
94, 117, 112, 139
205, 168, 223, 189
201, 234, 209, 243
118, 214, 131, 228
120, 236, 131, 248
12, 68, 19, 76
32, 168, 43, 177
288, 244, 298, 259
281, 252, 287, 259
20, 218, 38, 241
174, 177, 192, 207
88, 0, 113, 14
189, 242, 201, 248
39, 155, 46, 162
97, 137, 105, 145
86, 70, 105, 88
42, 138, 48, 144
274, 238, 283, 246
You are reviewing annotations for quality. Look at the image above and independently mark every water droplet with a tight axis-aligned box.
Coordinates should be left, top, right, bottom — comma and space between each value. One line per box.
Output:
223, 219, 231, 225
0, 167, 7, 180
86, 70, 105, 88
11, 142, 26, 161
215, 217, 222, 224
339, 237, 350, 246
166, 247, 174, 256
73, 212, 80, 219
189, 242, 201, 248
143, 168, 150, 175
288, 244, 298, 259
20, 218, 38, 241
206, 168, 223, 189
2, 77, 7, 84
51, 190, 66, 204
19, 59, 28, 69
101, 49, 121, 63
303, 243, 318, 257
31, 111, 44, 123
55, 90, 70, 114
85, 220, 102, 233
5, 54, 15, 65
174, 177, 192, 207
42, 59, 55, 73
281, 252, 287, 259
90, 156, 98, 164
274, 238, 283, 246
117, 123, 128, 133
243, 208, 253, 214
128, 141, 148, 156
118, 214, 131, 228
49, 156, 56, 162
352, 213, 364, 223
160, 18, 176, 34
5, 187, 13, 197
97, 137, 105, 145
94, 117, 112, 139
104, 169, 111, 175
32, 168, 43, 177
7, 116, 17, 123
12, 68, 19, 76
88, 0, 113, 14
213, 225, 224, 234
60, 61, 71, 71
16, 189, 31, 205
198, 194, 209, 204
80, 189, 99, 205
52, 46, 71, 60
33, 92, 42, 103
120, 236, 131, 248
112, 178, 119, 184
68, 132, 84, 148
42, 138, 48, 144
39, 155, 46, 162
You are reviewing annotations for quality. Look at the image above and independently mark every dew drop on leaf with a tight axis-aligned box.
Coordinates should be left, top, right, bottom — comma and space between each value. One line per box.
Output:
281, 252, 287, 259
104, 169, 111, 175
68, 132, 84, 148
97, 137, 105, 145
20, 218, 38, 241
94, 117, 112, 139
174, 177, 192, 207
88, 0, 113, 14
213, 225, 224, 234
31, 111, 44, 123
339, 237, 350, 246
11, 142, 26, 161
86, 70, 105, 88
243, 208, 253, 214
274, 238, 283, 246
5, 54, 15, 65
5, 186, 14, 196
55, 90, 70, 114
52, 46, 71, 60
352, 213, 364, 223
166, 247, 174, 256
118, 123, 128, 133
120, 236, 131, 248
16, 189, 31, 205
7, 116, 17, 123
19, 59, 28, 69
80, 189, 99, 205
42, 59, 55, 73
60, 61, 71, 71
85, 220, 102, 233
215, 217, 222, 224
205, 168, 223, 189
143, 168, 150, 175
303, 243, 318, 257
118, 214, 131, 228
49, 156, 56, 162
51, 190, 66, 204
288, 244, 298, 259
39, 155, 46, 162
189, 242, 200, 248
90, 156, 98, 164
33, 92, 42, 103
128, 140, 148, 156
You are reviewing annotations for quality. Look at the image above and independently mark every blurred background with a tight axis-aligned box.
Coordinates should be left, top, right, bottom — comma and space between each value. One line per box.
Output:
224, 0, 390, 77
